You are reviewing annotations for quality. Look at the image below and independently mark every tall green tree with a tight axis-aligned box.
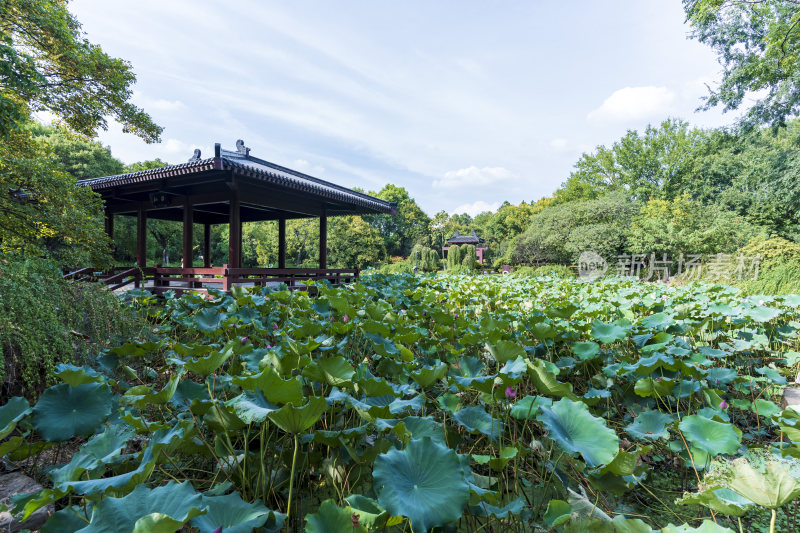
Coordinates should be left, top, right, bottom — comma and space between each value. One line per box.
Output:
0, 0, 161, 140
366, 184, 430, 257
685, 0, 800, 127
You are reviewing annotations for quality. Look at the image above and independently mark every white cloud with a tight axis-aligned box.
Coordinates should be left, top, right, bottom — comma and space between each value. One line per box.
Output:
451, 200, 501, 217
588, 86, 676, 122
132, 91, 185, 112
549, 138, 568, 150
434, 166, 515, 189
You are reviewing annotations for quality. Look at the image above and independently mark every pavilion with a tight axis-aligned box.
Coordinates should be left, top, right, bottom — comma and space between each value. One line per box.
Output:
70, 140, 395, 292
443, 231, 488, 264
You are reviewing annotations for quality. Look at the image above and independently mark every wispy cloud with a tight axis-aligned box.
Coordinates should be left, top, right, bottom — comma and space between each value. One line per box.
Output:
434, 166, 516, 189
451, 200, 501, 217
588, 86, 676, 122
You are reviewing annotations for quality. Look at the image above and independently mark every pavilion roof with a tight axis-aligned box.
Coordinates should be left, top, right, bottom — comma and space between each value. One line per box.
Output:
446, 231, 485, 244
77, 141, 395, 218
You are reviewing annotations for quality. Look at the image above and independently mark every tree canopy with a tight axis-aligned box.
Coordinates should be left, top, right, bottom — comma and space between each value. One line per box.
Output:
685, 0, 800, 127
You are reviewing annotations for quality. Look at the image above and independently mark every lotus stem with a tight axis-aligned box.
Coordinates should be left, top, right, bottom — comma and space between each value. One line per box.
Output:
770, 508, 776, 533
287, 433, 299, 525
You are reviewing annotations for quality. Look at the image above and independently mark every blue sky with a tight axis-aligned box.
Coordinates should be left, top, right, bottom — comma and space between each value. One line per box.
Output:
69, 1, 735, 216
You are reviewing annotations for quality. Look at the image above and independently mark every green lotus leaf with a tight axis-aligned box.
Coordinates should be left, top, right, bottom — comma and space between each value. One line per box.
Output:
625, 410, 673, 441
184, 345, 233, 376
573, 341, 600, 361
373, 437, 469, 532
510, 395, 553, 420
190, 492, 284, 533
227, 390, 279, 424
194, 307, 223, 333
354, 377, 396, 397
752, 398, 780, 419
51, 423, 135, 485
488, 340, 526, 363
453, 406, 502, 440
543, 500, 571, 528
715, 450, 800, 509
78, 481, 204, 533
676, 488, 754, 517
678, 415, 740, 456
33, 383, 112, 442
537, 398, 619, 467
661, 520, 736, 532
0, 397, 30, 440
233, 367, 304, 405
303, 356, 355, 387
591, 321, 627, 344
204, 403, 246, 432
471, 446, 517, 472
468, 496, 526, 519
746, 306, 782, 323
267, 397, 328, 434
706, 367, 738, 387
122, 373, 182, 407
532, 321, 556, 339
55, 364, 106, 386
41, 506, 91, 533
305, 499, 367, 533
526, 358, 577, 399
345, 494, 402, 530
634, 378, 675, 398
410, 361, 448, 387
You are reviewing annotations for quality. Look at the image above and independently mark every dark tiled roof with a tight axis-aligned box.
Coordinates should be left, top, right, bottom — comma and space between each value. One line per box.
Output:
446, 231, 485, 244
77, 144, 395, 214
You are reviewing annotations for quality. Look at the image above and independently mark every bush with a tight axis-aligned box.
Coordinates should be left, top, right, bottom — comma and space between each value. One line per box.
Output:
0, 257, 141, 399
461, 245, 477, 270
410, 246, 441, 272
512, 264, 575, 279
446, 245, 463, 270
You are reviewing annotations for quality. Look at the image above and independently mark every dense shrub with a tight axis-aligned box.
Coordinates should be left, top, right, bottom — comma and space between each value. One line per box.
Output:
0, 257, 140, 399
513, 264, 575, 279
446, 244, 463, 270
461, 244, 477, 270
410, 246, 441, 272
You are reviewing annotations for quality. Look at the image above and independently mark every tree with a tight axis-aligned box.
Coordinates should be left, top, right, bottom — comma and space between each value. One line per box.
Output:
556, 119, 701, 203
365, 184, 430, 257
0, 0, 161, 140
31, 123, 125, 178
328, 215, 384, 269
685, 0, 800, 128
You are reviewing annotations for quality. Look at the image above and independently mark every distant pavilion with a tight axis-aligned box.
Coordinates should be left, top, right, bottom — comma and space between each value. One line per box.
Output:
443, 231, 488, 264
69, 140, 395, 292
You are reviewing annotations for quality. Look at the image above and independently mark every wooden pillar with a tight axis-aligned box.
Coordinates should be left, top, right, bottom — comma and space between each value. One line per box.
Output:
278, 218, 286, 269
319, 211, 327, 270
229, 195, 241, 268
104, 207, 114, 240
136, 204, 147, 267
203, 223, 211, 267
182, 199, 193, 268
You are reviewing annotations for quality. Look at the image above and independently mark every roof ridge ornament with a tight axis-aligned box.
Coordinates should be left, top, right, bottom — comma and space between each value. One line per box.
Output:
235, 139, 251, 156
188, 148, 201, 162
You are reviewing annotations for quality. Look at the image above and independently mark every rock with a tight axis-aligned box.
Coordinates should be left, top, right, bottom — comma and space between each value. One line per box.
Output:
0, 471, 52, 532
782, 387, 800, 410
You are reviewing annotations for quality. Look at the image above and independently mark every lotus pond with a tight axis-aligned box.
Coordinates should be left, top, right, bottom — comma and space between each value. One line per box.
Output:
3, 273, 800, 532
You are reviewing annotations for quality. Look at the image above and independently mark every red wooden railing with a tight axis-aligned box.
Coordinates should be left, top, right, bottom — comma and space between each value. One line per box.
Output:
64, 265, 359, 294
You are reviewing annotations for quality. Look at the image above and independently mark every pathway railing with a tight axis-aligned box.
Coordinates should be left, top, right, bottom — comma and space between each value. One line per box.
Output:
64, 265, 359, 294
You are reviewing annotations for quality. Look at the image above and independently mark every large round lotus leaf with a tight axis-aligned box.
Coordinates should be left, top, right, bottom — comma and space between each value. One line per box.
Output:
79, 481, 204, 533
591, 321, 627, 344
267, 397, 328, 434
526, 359, 576, 399
228, 391, 279, 424
711, 450, 800, 509
305, 499, 367, 533
191, 492, 283, 533
194, 307, 223, 333
661, 520, 736, 532
676, 488, 754, 517
572, 341, 600, 361
536, 398, 619, 467
678, 415, 740, 456
488, 341, 526, 363
33, 383, 111, 442
0, 397, 30, 440
302, 356, 355, 387
184, 346, 233, 377
453, 406, 502, 440
510, 395, 553, 420
344, 494, 403, 530
373, 437, 469, 533
625, 410, 673, 441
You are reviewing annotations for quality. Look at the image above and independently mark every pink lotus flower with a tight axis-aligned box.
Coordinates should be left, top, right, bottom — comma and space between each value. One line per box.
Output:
719, 400, 728, 409
272, 323, 279, 330
343, 314, 349, 323
240, 336, 248, 343
266, 344, 272, 348
505, 386, 517, 399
